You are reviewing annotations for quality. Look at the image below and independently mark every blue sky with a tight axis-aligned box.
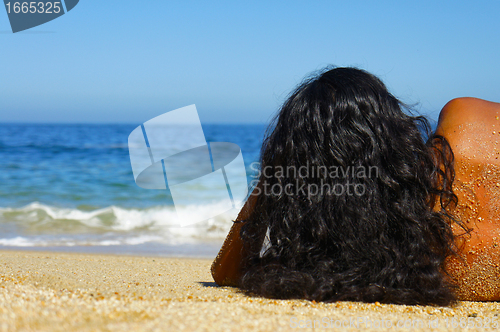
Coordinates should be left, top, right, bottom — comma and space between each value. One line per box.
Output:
1, 1, 499, 124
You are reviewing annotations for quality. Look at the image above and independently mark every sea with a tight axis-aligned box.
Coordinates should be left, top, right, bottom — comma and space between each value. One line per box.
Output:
0, 123, 267, 258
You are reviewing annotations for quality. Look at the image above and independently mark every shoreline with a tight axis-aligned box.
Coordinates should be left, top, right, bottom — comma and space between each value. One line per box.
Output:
0, 241, 223, 259
0, 250, 498, 331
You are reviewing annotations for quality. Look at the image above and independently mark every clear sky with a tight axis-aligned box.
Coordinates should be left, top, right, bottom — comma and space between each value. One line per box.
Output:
1, 1, 499, 124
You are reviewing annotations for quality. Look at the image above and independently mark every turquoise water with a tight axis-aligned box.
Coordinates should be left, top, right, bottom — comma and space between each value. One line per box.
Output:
0, 123, 266, 257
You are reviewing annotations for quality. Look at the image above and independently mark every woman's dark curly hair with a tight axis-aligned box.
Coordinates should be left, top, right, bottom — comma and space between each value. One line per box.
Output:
239, 67, 459, 306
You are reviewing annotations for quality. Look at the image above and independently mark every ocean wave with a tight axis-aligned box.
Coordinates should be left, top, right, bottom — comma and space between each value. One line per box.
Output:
0, 202, 240, 247
0, 234, 164, 247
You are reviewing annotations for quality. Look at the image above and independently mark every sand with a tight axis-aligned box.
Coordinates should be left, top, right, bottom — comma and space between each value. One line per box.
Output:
0, 250, 499, 331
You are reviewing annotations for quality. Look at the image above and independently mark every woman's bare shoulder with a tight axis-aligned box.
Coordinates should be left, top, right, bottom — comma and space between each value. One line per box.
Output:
436, 98, 500, 164
437, 97, 500, 133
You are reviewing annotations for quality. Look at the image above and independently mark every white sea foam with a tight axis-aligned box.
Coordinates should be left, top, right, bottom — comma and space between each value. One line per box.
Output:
0, 201, 242, 247
0, 236, 41, 247
0, 234, 165, 247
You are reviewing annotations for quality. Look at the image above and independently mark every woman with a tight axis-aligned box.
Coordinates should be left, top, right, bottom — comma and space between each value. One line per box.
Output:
436, 97, 500, 302
211, 67, 500, 305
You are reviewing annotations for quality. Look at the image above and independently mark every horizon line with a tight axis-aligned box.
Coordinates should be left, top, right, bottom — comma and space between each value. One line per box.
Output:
0, 121, 269, 125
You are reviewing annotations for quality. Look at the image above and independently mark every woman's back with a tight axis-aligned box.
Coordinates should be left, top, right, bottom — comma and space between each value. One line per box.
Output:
437, 97, 500, 301
212, 68, 500, 305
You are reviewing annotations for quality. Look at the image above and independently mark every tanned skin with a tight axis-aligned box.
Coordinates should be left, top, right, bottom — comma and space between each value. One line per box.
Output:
211, 190, 257, 286
437, 97, 500, 301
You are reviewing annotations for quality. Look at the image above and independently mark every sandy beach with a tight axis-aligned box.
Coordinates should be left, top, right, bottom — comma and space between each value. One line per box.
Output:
0, 250, 498, 331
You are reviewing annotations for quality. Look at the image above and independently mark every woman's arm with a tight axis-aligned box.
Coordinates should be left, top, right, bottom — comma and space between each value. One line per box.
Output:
211, 189, 259, 286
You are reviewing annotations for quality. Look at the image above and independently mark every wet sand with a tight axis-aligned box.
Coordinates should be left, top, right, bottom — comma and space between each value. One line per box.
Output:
0, 250, 499, 331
